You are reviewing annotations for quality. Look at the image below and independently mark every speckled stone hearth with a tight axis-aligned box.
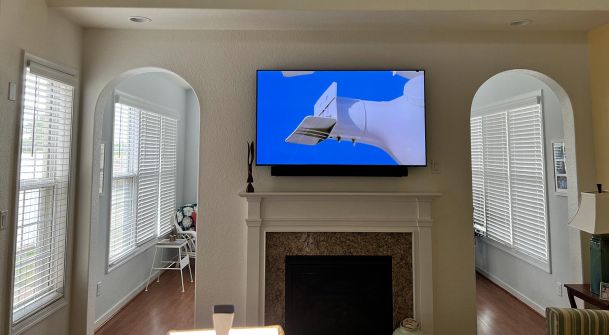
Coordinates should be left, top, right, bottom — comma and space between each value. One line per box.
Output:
264, 232, 413, 329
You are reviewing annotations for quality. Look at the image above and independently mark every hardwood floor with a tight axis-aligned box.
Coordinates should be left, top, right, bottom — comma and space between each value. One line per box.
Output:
476, 272, 546, 335
95, 265, 195, 335
97, 268, 542, 335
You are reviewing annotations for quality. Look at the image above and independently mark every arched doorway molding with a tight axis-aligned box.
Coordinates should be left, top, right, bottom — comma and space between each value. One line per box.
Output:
84, 67, 201, 334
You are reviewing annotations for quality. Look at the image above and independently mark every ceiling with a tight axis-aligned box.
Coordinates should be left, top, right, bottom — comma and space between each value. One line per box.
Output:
48, 0, 609, 32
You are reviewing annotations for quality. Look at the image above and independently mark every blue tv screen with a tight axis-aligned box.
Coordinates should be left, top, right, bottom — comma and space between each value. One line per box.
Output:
256, 70, 426, 166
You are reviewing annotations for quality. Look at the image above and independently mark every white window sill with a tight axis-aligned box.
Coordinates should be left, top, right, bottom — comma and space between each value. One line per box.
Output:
106, 232, 173, 273
476, 235, 551, 274
12, 297, 67, 335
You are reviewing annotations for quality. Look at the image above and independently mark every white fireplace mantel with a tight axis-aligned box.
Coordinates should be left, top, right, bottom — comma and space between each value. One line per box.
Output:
239, 192, 440, 334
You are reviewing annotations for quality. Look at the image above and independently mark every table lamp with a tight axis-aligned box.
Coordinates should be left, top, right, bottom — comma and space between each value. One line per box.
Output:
570, 184, 609, 295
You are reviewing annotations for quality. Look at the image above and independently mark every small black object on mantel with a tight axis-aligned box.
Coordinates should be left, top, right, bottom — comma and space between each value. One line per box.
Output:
246, 141, 255, 193
598, 184, 603, 193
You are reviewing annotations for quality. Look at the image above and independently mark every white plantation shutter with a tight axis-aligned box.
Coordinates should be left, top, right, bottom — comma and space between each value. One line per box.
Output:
109, 102, 139, 266
109, 95, 179, 267
136, 111, 161, 244
470, 116, 486, 234
508, 104, 548, 262
13, 61, 75, 322
158, 116, 178, 236
482, 112, 512, 246
471, 92, 549, 266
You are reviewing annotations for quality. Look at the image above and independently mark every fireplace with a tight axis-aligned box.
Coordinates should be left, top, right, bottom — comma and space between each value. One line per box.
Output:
285, 256, 393, 335
239, 192, 437, 334
264, 232, 413, 329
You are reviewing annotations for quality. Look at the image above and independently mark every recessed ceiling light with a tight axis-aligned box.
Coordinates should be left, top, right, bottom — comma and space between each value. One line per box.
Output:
129, 16, 152, 23
510, 19, 531, 27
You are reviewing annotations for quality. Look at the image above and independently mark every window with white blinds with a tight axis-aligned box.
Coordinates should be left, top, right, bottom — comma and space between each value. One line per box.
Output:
13, 59, 76, 323
109, 102, 139, 266
159, 117, 178, 236
109, 97, 178, 268
136, 111, 161, 244
471, 92, 549, 267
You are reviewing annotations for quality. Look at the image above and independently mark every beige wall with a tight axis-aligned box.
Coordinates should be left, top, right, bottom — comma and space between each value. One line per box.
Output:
589, 24, 609, 187
0, 1, 82, 335
74, 29, 597, 335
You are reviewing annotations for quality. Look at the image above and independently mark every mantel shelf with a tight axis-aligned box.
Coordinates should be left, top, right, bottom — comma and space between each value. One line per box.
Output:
238, 191, 442, 198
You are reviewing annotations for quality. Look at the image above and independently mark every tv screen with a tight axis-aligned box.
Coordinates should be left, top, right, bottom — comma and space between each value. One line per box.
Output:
256, 70, 426, 168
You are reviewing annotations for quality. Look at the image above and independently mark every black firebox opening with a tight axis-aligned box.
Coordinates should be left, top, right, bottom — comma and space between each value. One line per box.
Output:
285, 255, 393, 335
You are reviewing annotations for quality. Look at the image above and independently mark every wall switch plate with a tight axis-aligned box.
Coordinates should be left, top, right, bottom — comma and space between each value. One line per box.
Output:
556, 282, 563, 297
8, 82, 17, 101
97, 282, 103, 297
431, 160, 440, 174
0, 210, 7, 230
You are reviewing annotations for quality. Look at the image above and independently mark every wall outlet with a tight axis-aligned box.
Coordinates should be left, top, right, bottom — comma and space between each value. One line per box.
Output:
97, 281, 103, 297
556, 282, 563, 297
0, 210, 7, 230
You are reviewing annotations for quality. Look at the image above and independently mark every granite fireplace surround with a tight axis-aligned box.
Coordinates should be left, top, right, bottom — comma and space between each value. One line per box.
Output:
265, 232, 413, 329
239, 192, 438, 334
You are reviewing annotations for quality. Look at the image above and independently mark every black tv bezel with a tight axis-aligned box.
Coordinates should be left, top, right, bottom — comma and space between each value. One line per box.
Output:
256, 69, 427, 177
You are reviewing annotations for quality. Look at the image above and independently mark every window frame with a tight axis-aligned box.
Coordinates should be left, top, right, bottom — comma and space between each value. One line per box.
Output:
106, 91, 179, 273
471, 90, 552, 274
8, 53, 79, 334
107, 100, 141, 268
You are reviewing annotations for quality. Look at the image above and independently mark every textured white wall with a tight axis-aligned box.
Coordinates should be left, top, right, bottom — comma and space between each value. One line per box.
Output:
74, 29, 597, 335
0, 1, 82, 335
472, 72, 574, 313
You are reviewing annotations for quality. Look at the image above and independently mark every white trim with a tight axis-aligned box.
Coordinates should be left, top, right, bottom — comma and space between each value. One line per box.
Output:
472, 90, 542, 117
476, 268, 545, 316
114, 90, 180, 119
477, 237, 551, 273
239, 192, 438, 335
94, 269, 167, 330
7, 52, 79, 334
11, 299, 68, 335
107, 239, 157, 273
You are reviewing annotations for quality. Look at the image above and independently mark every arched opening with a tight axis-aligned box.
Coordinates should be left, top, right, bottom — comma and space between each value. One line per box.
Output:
86, 68, 200, 334
470, 70, 582, 333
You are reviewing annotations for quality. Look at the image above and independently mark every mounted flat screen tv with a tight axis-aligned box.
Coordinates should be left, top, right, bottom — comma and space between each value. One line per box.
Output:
256, 70, 426, 176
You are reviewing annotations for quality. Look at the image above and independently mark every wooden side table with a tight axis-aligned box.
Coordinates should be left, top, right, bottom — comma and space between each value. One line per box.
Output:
564, 284, 609, 309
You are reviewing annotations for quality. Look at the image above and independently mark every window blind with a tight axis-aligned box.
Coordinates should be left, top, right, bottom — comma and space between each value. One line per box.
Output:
109, 97, 179, 267
109, 102, 139, 266
470, 93, 549, 266
482, 112, 512, 246
158, 116, 178, 236
508, 104, 548, 262
470, 116, 486, 234
13, 64, 75, 322
136, 111, 161, 244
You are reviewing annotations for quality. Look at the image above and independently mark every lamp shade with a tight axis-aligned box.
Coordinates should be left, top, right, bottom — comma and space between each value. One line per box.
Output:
570, 192, 609, 234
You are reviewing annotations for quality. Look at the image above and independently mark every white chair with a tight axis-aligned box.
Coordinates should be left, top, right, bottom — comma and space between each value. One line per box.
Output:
174, 204, 197, 259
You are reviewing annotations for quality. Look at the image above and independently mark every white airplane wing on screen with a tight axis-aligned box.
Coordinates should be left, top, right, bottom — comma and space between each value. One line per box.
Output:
285, 116, 336, 145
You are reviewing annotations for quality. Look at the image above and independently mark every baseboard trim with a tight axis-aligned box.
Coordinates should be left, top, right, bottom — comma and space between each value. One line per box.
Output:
94, 269, 167, 330
476, 268, 546, 317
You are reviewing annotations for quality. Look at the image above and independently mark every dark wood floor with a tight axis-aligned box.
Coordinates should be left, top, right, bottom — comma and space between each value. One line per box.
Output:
96, 268, 543, 335
477, 272, 546, 335
95, 265, 195, 335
